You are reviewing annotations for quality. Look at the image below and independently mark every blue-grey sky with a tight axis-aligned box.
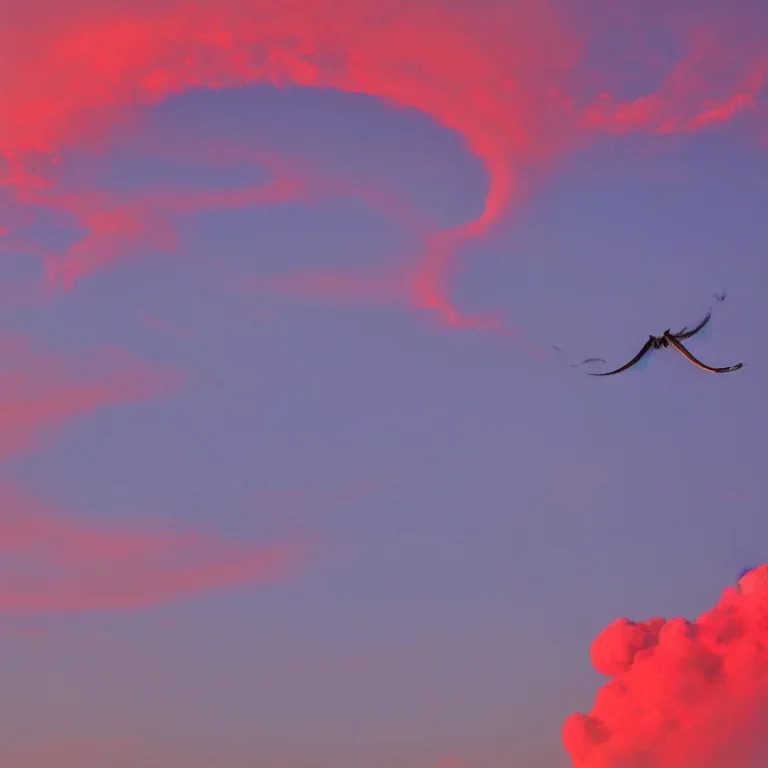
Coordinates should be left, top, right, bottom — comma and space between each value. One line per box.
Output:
0, 1, 767, 766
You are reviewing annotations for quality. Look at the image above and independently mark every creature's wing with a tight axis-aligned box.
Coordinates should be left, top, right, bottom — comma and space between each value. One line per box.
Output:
665, 335, 743, 374
672, 308, 712, 340
588, 338, 655, 377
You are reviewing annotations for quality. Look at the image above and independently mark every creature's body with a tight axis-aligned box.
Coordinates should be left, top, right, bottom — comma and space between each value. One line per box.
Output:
590, 307, 743, 377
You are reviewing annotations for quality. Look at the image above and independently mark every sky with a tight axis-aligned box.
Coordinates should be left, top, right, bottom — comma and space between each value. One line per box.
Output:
0, 0, 767, 766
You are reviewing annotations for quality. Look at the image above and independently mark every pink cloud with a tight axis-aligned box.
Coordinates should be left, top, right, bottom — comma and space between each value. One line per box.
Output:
563, 565, 768, 768
0, 485, 311, 615
39, 173, 309, 288
6, 140, 433, 312
36, 145, 429, 296
151, 140, 434, 237
0, 0, 764, 330
584, 17, 768, 136
0, 331, 183, 459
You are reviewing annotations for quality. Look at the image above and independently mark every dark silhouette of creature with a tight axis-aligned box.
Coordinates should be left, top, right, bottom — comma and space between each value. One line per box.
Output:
589, 307, 742, 376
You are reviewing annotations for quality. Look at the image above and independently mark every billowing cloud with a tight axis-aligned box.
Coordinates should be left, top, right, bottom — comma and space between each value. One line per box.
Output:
563, 565, 768, 768
0, 485, 310, 615
0, 331, 183, 459
1, 0, 763, 328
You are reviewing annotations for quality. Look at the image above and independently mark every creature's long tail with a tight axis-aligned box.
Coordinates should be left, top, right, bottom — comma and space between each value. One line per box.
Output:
551, 346, 606, 368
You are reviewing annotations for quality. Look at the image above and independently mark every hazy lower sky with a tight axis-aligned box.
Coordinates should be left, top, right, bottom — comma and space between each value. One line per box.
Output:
1, 0, 767, 766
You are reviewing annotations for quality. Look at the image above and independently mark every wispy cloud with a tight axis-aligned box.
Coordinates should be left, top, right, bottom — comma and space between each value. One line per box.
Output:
0, 485, 311, 615
2, 0, 762, 332
0, 331, 183, 459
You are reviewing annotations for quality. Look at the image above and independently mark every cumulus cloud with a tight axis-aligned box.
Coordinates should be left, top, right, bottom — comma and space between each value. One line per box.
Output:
563, 565, 768, 768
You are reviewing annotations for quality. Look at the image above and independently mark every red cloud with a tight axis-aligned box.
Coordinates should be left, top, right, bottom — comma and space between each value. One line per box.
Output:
1, 0, 764, 328
586, 22, 768, 135
0, 331, 183, 459
0, 485, 310, 615
41, 173, 308, 288
563, 565, 768, 768
36, 144, 429, 295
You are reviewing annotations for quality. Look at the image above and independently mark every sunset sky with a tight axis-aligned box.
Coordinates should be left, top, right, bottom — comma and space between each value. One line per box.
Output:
1, 0, 767, 766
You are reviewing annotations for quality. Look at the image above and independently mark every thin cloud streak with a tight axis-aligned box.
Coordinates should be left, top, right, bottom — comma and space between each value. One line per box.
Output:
0, 485, 312, 616
0, 331, 184, 459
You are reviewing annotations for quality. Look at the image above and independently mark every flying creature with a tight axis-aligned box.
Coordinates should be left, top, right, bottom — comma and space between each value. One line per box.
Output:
588, 295, 743, 377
